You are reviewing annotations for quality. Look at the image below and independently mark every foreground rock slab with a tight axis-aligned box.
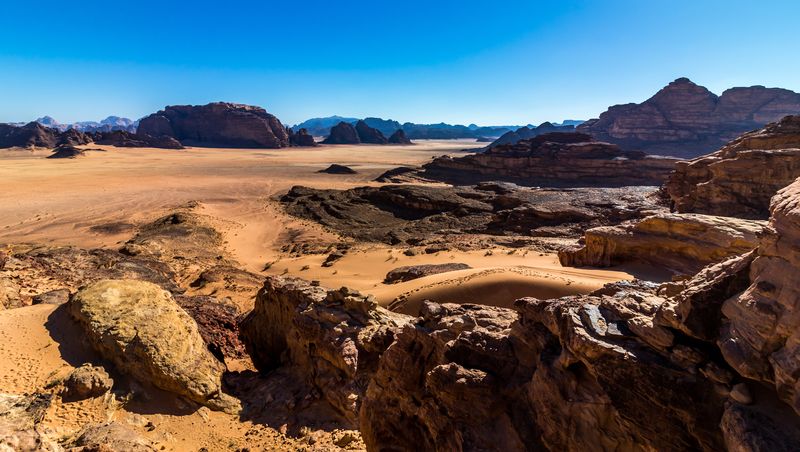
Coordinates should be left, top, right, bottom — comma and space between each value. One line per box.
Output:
69, 279, 238, 412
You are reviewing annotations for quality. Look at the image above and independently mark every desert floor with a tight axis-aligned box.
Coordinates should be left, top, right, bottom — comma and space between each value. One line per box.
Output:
0, 140, 648, 450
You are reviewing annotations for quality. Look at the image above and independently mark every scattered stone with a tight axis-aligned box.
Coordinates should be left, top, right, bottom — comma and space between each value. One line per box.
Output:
31, 288, 70, 305
62, 364, 113, 401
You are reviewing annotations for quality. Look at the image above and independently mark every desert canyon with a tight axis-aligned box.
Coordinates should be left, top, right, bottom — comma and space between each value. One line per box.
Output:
1, 75, 800, 452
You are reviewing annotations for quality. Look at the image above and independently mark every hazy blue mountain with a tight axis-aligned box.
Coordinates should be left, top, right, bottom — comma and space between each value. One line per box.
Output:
34, 115, 137, 132
293, 116, 360, 136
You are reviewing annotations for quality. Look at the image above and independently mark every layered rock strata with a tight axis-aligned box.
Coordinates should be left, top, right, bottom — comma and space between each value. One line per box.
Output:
419, 132, 678, 187
578, 77, 800, 158
666, 115, 800, 219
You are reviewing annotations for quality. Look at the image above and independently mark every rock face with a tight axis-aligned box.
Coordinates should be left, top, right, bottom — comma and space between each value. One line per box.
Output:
666, 115, 800, 219
93, 130, 184, 149
578, 78, 800, 158
287, 127, 317, 147
387, 129, 412, 144
419, 132, 678, 187
281, 183, 663, 248
354, 120, 388, 144
68, 280, 238, 412
0, 393, 57, 451
57, 128, 93, 146
559, 213, 765, 274
239, 277, 410, 424
322, 121, 360, 144
384, 263, 471, 283
137, 102, 290, 148
0, 122, 59, 148
715, 179, 800, 414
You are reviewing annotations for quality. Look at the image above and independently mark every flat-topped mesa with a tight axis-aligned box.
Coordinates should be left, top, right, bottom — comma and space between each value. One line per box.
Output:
666, 115, 800, 219
137, 102, 290, 148
578, 78, 800, 158
420, 132, 678, 187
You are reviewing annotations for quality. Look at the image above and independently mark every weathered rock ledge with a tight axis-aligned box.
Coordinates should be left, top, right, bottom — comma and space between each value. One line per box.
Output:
559, 213, 765, 274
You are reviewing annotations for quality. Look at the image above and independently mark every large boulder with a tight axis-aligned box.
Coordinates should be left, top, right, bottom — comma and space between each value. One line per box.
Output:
419, 132, 679, 187
666, 115, 800, 219
68, 280, 238, 412
322, 121, 361, 144
559, 213, 765, 274
137, 102, 290, 148
578, 77, 800, 158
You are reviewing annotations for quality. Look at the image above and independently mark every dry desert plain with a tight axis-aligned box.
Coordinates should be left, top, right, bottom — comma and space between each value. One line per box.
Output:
0, 140, 649, 450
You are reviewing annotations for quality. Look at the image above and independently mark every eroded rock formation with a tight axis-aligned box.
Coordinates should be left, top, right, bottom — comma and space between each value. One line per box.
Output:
384, 263, 471, 283
418, 132, 678, 187
559, 213, 765, 274
387, 129, 412, 144
287, 127, 317, 147
137, 102, 290, 148
322, 121, 360, 144
578, 78, 800, 158
248, 177, 800, 450
666, 115, 800, 219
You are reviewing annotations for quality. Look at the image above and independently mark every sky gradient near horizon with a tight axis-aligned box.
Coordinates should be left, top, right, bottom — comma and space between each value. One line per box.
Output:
1, 0, 799, 126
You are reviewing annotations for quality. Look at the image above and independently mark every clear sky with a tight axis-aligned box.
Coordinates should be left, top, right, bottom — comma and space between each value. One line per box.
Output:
1, 0, 799, 126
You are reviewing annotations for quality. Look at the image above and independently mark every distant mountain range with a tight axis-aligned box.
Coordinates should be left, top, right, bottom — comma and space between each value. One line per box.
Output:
34, 116, 138, 133
293, 116, 585, 140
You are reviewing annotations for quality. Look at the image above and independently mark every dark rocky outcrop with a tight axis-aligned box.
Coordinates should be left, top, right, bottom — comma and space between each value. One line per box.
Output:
287, 127, 317, 147
93, 130, 184, 149
384, 263, 471, 283
318, 164, 357, 174
354, 120, 388, 144
578, 78, 800, 158
137, 102, 290, 148
666, 115, 800, 219
387, 129, 412, 144
418, 132, 679, 187
0, 122, 59, 148
175, 295, 246, 361
57, 128, 93, 146
322, 122, 360, 144
280, 183, 664, 248
47, 145, 87, 159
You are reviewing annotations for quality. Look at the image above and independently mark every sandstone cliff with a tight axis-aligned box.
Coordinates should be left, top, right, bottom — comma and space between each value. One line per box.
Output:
418, 132, 678, 187
322, 121, 360, 144
578, 78, 800, 158
137, 102, 290, 148
666, 115, 800, 219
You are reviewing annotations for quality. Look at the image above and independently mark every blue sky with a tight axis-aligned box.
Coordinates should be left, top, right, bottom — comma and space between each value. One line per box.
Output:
1, 0, 799, 125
